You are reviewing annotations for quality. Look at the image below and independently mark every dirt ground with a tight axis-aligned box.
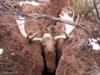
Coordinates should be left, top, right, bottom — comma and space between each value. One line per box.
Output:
0, 0, 100, 75
0, 10, 44, 75
56, 18, 100, 75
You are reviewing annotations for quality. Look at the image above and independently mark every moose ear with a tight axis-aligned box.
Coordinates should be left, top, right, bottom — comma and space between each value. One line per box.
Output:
42, 39, 46, 46
51, 38, 56, 46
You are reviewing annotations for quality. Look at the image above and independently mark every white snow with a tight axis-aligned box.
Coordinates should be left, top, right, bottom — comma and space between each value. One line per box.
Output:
91, 38, 98, 42
0, 48, 3, 55
16, 16, 27, 37
19, 0, 41, 6
65, 25, 75, 35
89, 38, 100, 51
59, 10, 75, 35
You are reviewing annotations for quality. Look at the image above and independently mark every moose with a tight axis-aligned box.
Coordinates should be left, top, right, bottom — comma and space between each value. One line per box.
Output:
15, 8, 79, 73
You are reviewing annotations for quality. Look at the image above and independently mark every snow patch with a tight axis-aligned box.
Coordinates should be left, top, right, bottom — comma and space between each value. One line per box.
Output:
16, 16, 27, 37
19, 0, 41, 6
89, 38, 100, 51
65, 24, 74, 35
0, 48, 3, 55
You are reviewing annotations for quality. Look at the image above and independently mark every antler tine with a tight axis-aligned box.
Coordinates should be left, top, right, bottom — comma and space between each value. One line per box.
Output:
72, 10, 75, 19
71, 9, 80, 23
75, 14, 80, 23
64, 31, 69, 39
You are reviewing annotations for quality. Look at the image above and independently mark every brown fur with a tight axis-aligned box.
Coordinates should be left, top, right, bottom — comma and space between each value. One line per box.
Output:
42, 34, 56, 73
